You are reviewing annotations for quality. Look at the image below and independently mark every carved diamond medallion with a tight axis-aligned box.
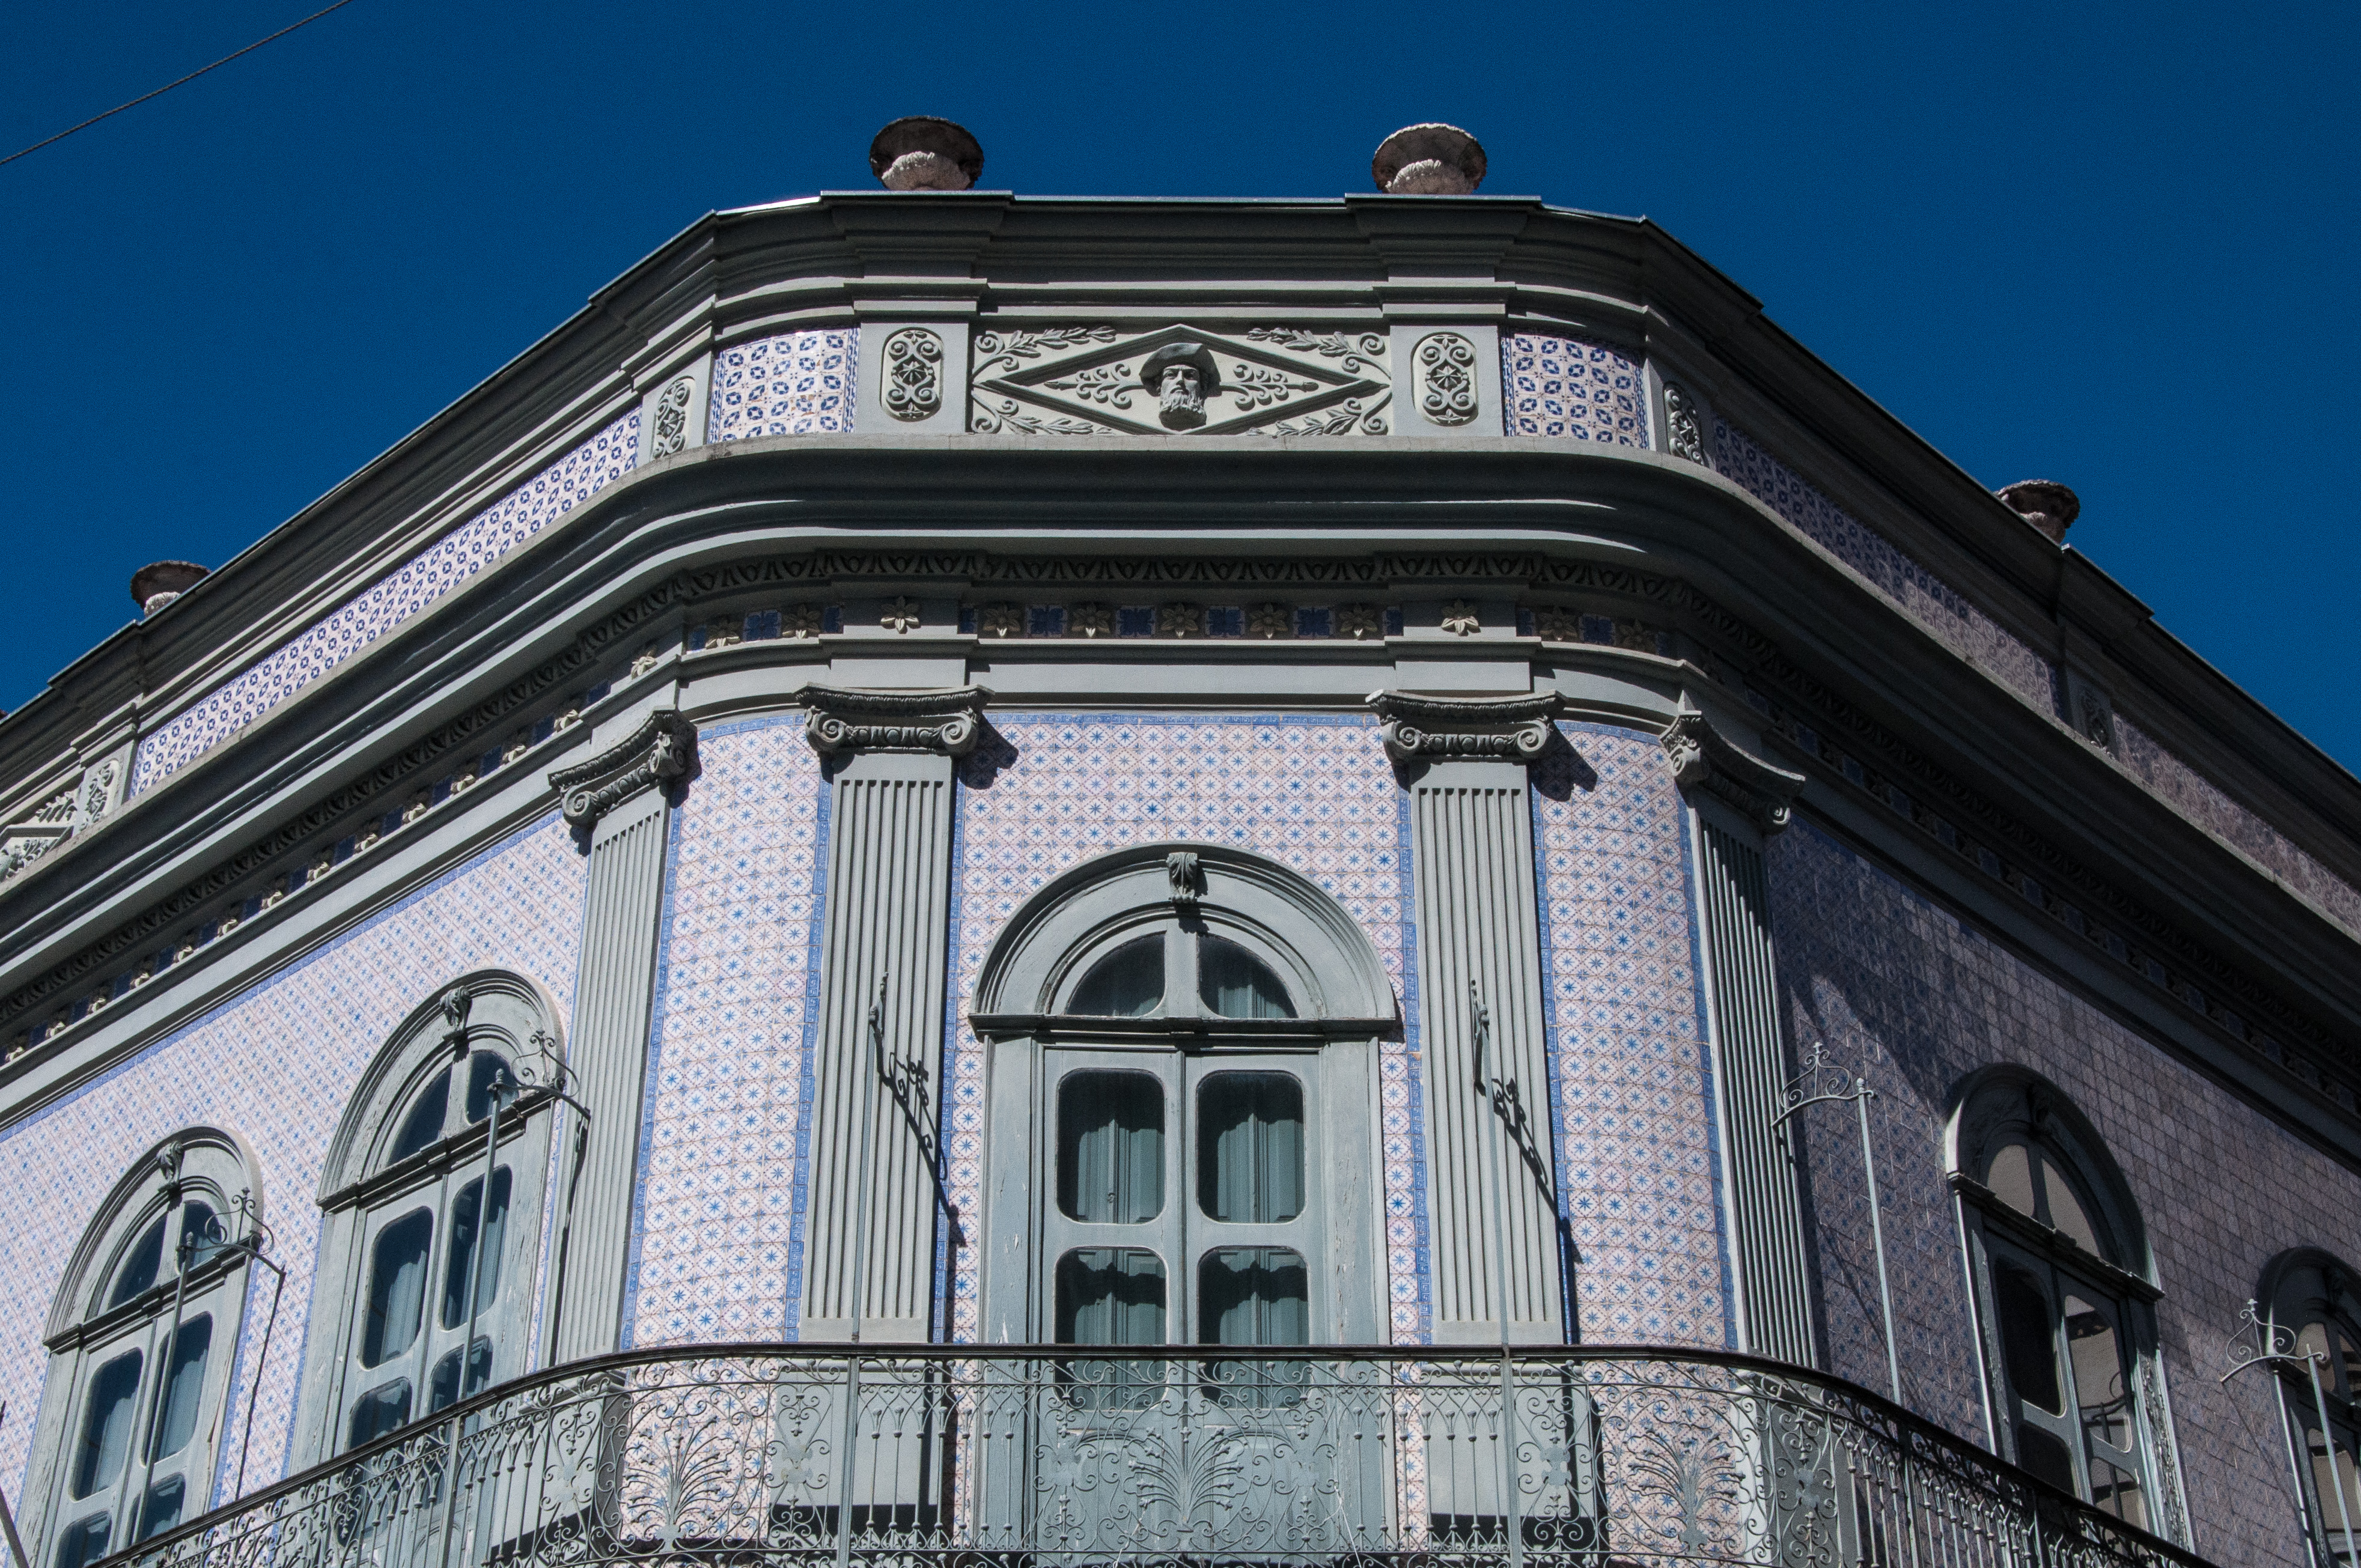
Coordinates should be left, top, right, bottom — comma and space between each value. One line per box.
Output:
970, 324, 1391, 437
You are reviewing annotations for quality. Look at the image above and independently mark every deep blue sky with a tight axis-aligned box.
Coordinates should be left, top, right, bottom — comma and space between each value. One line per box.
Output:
3, 2, 2354, 771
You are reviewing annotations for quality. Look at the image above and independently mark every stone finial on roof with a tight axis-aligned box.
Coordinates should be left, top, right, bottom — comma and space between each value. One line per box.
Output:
130, 561, 209, 617
1997, 480, 2080, 544
1371, 123, 1486, 195
870, 117, 984, 191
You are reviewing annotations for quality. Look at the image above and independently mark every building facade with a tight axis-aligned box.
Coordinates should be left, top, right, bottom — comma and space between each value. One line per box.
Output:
1, 121, 2357, 1568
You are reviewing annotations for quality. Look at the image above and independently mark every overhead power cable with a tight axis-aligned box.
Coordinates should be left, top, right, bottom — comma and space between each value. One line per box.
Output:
1, 0, 359, 170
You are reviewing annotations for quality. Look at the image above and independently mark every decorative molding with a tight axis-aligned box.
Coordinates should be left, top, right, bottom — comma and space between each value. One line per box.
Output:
1366, 690, 1563, 764
880, 597, 922, 633
970, 323, 1389, 439
1659, 703, 1806, 834
794, 684, 992, 759
650, 377, 694, 459
1165, 849, 1202, 911
1439, 599, 1480, 636
880, 329, 945, 422
1412, 332, 1479, 427
1663, 382, 1707, 465
549, 710, 698, 829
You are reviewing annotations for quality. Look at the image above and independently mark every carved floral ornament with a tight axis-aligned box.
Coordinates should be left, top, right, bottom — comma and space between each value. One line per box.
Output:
795, 683, 993, 759
650, 377, 694, 459
1365, 689, 1562, 764
969, 324, 1390, 438
1412, 332, 1479, 426
881, 328, 944, 422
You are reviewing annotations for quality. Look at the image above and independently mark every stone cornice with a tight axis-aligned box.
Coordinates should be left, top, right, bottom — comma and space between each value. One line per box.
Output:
1366, 690, 1562, 764
793, 684, 992, 759
1660, 703, 1806, 833
549, 710, 697, 828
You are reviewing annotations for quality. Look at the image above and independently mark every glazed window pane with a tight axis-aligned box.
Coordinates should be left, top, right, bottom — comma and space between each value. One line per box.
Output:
148, 1314, 213, 1462
388, 1071, 451, 1164
1198, 1074, 1305, 1223
345, 1379, 412, 1452
133, 1475, 184, 1545
1992, 1260, 2061, 1415
1069, 935, 1164, 1017
108, 1217, 166, 1308
69, 1349, 142, 1500
440, 1168, 513, 1329
1197, 937, 1295, 1020
361, 1209, 433, 1367
1057, 1074, 1164, 1224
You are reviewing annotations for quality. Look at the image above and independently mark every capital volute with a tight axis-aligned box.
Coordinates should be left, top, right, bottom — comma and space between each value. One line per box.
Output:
548, 709, 698, 829
1659, 702, 1805, 834
794, 684, 993, 759
1365, 689, 1562, 764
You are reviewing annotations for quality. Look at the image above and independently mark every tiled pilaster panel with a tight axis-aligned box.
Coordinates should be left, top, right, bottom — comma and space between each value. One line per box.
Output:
130, 412, 642, 795
1768, 819, 2346, 1566
946, 715, 1430, 1343
0, 818, 585, 1509
1502, 334, 1649, 445
624, 719, 828, 1346
2115, 718, 2361, 938
705, 331, 858, 440
1531, 723, 1731, 1349
1710, 418, 2056, 711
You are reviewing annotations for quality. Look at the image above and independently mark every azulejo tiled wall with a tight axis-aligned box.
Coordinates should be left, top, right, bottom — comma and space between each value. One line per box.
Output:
706, 331, 858, 442
1532, 723, 1729, 1348
626, 719, 827, 1346
130, 413, 642, 796
0, 816, 585, 1511
1710, 419, 2056, 711
1502, 334, 1649, 445
2114, 718, 2361, 939
1768, 818, 2353, 1564
945, 714, 1431, 1343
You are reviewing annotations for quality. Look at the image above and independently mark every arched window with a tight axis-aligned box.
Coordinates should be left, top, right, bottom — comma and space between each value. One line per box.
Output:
20, 1131, 258, 1568
968, 845, 1399, 1370
1949, 1069, 2172, 1530
2260, 1249, 2361, 1564
290, 973, 566, 1464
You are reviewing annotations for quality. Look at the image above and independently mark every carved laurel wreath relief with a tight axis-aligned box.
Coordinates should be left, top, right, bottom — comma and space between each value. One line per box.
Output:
967, 324, 1391, 437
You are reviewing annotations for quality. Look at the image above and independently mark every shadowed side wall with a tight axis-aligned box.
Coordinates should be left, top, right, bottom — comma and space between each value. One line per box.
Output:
0, 818, 586, 1512
1768, 818, 2350, 1567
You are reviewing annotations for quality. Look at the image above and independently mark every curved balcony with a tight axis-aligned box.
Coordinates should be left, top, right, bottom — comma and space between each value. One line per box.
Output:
124, 1345, 2205, 1568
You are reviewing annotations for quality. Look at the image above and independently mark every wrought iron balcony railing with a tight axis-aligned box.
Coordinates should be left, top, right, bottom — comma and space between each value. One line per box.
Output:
122, 1344, 2208, 1568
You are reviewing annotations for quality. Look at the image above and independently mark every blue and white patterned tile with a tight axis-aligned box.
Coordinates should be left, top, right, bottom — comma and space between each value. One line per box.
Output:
945, 714, 1431, 1343
1709, 418, 2054, 710
130, 413, 642, 795
1531, 724, 1729, 1348
624, 719, 827, 1347
1502, 334, 1648, 445
706, 331, 858, 441
0, 818, 586, 1508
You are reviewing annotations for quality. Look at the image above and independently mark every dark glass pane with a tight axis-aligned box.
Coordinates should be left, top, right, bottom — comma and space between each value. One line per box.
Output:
1055, 1248, 1165, 1410
149, 1314, 212, 1462
1198, 937, 1295, 1020
1069, 935, 1163, 1017
427, 1339, 493, 1414
1993, 1260, 2062, 1415
70, 1349, 143, 1500
389, 1070, 451, 1163
134, 1475, 184, 1543
345, 1380, 412, 1451
1985, 1143, 2036, 1218
52, 1515, 109, 1568
2092, 1458, 2147, 1528
361, 1209, 433, 1367
1056, 1073, 1164, 1223
464, 1053, 513, 1123
2016, 1422, 2077, 1496
2042, 1153, 2104, 1256
1201, 1247, 1310, 1406
108, 1216, 166, 1308
1198, 1073, 1305, 1223
440, 1167, 513, 1329
2063, 1294, 2131, 1450
177, 1202, 225, 1272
